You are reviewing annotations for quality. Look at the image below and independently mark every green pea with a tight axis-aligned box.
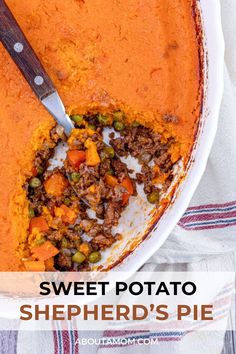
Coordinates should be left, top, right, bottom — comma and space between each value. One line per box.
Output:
88, 251, 101, 264
72, 251, 86, 264
97, 114, 111, 126
71, 114, 84, 125
29, 177, 41, 188
103, 146, 115, 158
88, 124, 96, 130
71, 172, 80, 182
63, 198, 71, 206
106, 169, 114, 175
147, 191, 160, 204
37, 166, 44, 175
28, 206, 35, 218
132, 121, 140, 127
61, 237, 69, 248
113, 111, 124, 121
114, 120, 125, 131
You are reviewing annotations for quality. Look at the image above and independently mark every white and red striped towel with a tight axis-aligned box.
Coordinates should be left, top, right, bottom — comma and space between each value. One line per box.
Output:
1, 0, 236, 353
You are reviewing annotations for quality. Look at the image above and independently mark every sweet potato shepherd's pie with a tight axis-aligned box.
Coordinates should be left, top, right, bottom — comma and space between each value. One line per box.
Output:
0, 0, 202, 271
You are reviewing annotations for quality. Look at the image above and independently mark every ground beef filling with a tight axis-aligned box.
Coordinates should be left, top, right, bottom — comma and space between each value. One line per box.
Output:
24, 112, 176, 271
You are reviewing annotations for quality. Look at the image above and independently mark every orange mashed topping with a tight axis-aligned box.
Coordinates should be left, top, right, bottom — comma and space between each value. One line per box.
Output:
0, 0, 201, 270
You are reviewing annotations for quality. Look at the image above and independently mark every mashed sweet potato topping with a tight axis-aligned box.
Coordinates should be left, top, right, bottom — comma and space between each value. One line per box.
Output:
0, 0, 202, 270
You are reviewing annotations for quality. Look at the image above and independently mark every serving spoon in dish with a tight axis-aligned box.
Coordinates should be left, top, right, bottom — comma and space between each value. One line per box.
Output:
0, 0, 111, 208
0, 0, 74, 136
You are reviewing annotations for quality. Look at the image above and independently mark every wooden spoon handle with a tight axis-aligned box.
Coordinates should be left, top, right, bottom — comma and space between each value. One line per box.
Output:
0, 0, 55, 100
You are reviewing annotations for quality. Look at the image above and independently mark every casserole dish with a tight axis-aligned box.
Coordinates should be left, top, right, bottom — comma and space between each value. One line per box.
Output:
0, 0, 224, 271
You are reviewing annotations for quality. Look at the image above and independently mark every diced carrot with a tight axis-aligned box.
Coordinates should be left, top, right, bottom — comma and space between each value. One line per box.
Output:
67, 150, 86, 169
44, 257, 54, 271
121, 193, 130, 205
44, 173, 68, 197
85, 139, 100, 166
120, 177, 134, 205
105, 174, 118, 187
54, 204, 78, 224
89, 184, 96, 193
32, 241, 59, 261
120, 176, 134, 194
29, 216, 49, 233
153, 165, 160, 174
79, 242, 92, 257
152, 173, 168, 184
24, 261, 45, 272
31, 167, 38, 177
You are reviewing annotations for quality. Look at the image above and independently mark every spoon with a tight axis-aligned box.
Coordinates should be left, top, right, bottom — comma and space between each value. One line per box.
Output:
0, 0, 74, 136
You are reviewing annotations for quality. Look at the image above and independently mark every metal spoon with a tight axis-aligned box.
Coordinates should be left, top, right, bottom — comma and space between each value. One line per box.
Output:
0, 0, 74, 136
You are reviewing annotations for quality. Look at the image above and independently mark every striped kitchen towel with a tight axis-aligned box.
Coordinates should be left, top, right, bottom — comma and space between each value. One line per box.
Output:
179, 201, 236, 231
